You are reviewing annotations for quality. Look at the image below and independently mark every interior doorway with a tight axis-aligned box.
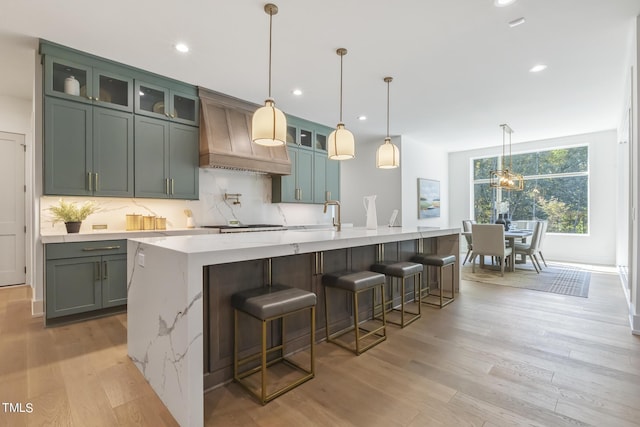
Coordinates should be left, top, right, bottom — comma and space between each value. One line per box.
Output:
0, 131, 26, 286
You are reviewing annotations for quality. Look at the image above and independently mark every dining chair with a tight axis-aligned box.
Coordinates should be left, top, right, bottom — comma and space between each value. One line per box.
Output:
513, 220, 543, 273
471, 224, 513, 276
461, 220, 475, 265
537, 221, 548, 267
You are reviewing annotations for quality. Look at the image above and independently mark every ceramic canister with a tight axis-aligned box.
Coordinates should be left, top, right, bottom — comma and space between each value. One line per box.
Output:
64, 76, 80, 96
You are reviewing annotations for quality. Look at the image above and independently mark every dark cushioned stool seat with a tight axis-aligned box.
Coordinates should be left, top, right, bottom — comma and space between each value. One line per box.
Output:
322, 270, 387, 355
322, 270, 385, 292
410, 254, 457, 308
370, 261, 423, 328
232, 283, 316, 405
371, 261, 423, 277
411, 254, 456, 267
232, 284, 317, 320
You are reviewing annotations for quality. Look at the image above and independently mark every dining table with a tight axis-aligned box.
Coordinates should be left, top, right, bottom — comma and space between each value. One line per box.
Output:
463, 228, 533, 272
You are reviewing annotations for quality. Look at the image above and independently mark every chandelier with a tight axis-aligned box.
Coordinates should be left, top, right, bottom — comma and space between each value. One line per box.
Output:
489, 124, 524, 191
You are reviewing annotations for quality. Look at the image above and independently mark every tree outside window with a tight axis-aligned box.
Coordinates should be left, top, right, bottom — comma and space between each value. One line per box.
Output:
472, 146, 588, 234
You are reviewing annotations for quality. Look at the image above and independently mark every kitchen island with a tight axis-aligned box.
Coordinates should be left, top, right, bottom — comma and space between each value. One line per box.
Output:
127, 226, 460, 427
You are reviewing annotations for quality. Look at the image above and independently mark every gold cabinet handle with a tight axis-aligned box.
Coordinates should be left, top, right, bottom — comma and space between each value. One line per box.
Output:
326, 191, 331, 201
95, 261, 101, 281
82, 245, 121, 251
165, 178, 170, 195
103, 261, 108, 280
171, 179, 175, 195
88, 172, 93, 191
94, 173, 99, 191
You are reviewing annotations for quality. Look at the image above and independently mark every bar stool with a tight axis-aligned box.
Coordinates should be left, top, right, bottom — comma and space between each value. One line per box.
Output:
370, 261, 422, 328
322, 270, 387, 355
232, 284, 316, 404
410, 254, 456, 308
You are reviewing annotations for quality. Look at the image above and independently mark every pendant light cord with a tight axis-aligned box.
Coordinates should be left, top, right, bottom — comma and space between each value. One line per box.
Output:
386, 79, 390, 138
339, 52, 344, 122
268, 9, 273, 98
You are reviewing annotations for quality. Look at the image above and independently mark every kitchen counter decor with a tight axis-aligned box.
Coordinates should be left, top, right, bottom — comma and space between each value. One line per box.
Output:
48, 199, 99, 233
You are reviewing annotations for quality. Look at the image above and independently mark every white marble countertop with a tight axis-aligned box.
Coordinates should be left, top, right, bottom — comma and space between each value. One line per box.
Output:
129, 226, 460, 265
40, 227, 217, 244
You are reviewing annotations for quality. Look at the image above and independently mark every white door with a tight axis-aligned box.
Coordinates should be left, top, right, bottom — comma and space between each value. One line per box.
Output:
0, 132, 26, 286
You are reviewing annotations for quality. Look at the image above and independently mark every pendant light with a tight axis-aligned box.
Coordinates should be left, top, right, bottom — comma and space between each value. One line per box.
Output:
328, 48, 355, 160
489, 124, 524, 191
376, 76, 400, 169
252, 3, 287, 147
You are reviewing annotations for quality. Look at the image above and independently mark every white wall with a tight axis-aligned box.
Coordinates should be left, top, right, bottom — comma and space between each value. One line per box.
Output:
400, 137, 449, 228
449, 130, 618, 266
340, 135, 449, 229
340, 136, 402, 227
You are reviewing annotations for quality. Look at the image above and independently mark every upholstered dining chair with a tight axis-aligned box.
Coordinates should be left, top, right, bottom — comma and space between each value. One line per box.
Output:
471, 224, 513, 276
461, 220, 475, 265
513, 220, 543, 273
536, 221, 548, 267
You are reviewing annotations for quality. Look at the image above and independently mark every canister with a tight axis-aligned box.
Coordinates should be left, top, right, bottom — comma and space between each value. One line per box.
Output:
155, 217, 166, 230
64, 76, 80, 96
143, 215, 156, 230
126, 214, 143, 231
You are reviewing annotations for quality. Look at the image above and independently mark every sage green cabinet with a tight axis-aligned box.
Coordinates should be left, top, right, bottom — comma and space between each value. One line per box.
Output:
44, 97, 134, 197
44, 55, 133, 113
134, 116, 199, 199
135, 80, 199, 126
313, 154, 341, 203
272, 146, 313, 203
45, 240, 127, 320
274, 117, 339, 204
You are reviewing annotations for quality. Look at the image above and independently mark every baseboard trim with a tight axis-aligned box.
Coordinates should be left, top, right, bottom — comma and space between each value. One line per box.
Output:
32, 299, 43, 317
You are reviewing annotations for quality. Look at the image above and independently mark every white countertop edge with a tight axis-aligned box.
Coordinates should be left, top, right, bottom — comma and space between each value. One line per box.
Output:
40, 228, 217, 244
129, 226, 461, 263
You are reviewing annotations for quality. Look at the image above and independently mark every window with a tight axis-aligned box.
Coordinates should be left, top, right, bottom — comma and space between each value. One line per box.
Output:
472, 146, 589, 234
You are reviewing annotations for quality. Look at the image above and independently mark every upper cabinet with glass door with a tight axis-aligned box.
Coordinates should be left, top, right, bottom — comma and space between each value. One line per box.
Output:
44, 56, 133, 113
286, 116, 317, 151
135, 81, 199, 126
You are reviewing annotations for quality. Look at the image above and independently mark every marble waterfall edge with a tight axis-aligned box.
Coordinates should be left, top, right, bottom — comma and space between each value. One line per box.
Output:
127, 241, 203, 427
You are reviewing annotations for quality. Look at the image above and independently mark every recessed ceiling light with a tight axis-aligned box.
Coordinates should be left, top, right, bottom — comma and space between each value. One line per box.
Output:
175, 43, 189, 53
357, 115, 367, 121
529, 64, 547, 73
494, 0, 516, 7
292, 89, 303, 96
508, 17, 526, 27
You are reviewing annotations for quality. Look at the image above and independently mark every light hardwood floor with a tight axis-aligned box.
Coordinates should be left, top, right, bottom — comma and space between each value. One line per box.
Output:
2, 265, 639, 426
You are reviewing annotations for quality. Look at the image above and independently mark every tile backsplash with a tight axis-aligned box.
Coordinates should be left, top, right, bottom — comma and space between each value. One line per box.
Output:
41, 169, 332, 234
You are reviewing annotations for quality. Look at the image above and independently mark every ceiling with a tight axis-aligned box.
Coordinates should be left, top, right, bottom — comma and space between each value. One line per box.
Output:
2, 0, 639, 151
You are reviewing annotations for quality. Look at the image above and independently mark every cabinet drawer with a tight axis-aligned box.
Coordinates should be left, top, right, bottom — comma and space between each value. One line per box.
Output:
46, 239, 127, 260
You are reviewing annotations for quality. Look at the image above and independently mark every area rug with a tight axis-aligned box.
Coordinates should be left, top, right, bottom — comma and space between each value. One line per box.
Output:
462, 261, 591, 298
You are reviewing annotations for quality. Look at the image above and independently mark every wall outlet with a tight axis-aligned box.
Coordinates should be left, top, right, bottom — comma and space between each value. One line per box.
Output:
138, 253, 145, 267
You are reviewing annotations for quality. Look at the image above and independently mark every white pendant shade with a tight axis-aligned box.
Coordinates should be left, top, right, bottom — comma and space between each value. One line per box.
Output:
252, 99, 287, 146
328, 123, 355, 160
376, 137, 399, 168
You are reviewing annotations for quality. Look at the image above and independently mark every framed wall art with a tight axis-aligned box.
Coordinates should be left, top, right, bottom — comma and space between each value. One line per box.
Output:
418, 178, 440, 218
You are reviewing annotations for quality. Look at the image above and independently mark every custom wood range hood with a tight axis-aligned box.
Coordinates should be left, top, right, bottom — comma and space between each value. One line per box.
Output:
198, 87, 291, 174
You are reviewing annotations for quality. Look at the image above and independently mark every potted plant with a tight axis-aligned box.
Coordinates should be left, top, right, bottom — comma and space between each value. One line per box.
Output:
49, 199, 99, 233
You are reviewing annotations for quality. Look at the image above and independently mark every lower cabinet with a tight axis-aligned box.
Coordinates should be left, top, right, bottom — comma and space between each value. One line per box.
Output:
45, 240, 127, 320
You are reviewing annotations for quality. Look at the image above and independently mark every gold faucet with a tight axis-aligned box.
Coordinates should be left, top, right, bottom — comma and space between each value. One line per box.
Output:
323, 200, 341, 231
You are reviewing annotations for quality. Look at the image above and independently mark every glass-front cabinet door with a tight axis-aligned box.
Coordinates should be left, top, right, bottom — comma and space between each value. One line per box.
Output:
286, 124, 298, 146
135, 81, 199, 126
93, 70, 133, 112
45, 57, 133, 112
171, 91, 199, 126
299, 126, 313, 149
135, 81, 169, 120
45, 56, 92, 104
315, 127, 328, 151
